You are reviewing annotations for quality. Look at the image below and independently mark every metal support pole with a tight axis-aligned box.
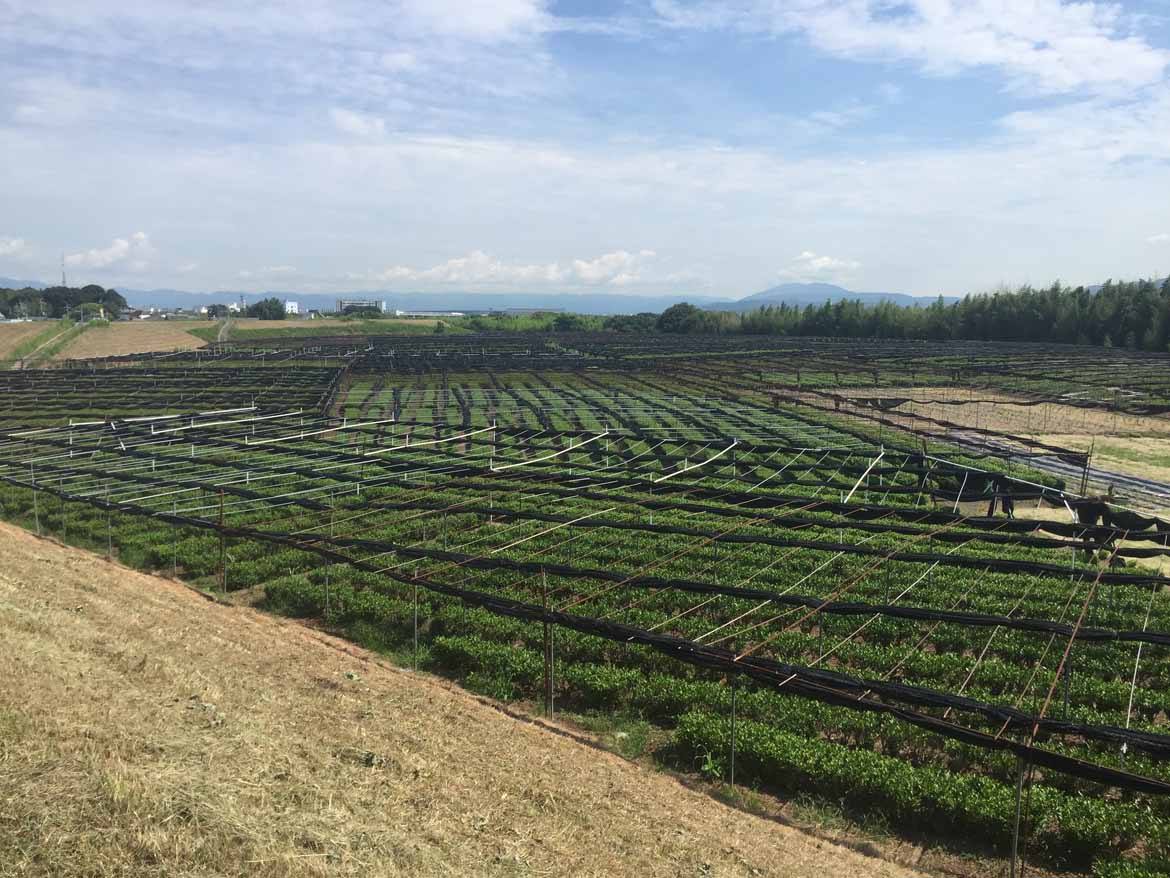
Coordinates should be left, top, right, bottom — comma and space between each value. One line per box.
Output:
31, 464, 41, 536
325, 492, 334, 618
729, 677, 737, 787
412, 580, 419, 671
217, 489, 226, 591
1010, 757, 1027, 878
543, 569, 554, 716
172, 499, 178, 577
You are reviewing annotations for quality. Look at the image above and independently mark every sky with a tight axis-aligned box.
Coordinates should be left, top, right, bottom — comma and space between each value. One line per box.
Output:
1, 0, 1169, 299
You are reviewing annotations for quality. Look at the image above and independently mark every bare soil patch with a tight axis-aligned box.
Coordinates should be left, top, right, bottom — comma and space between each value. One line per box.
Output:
0, 522, 920, 878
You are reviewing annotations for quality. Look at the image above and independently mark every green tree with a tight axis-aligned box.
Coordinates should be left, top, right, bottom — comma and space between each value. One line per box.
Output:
656, 302, 714, 334
246, 297, 286, 320
604, 312, 658, 333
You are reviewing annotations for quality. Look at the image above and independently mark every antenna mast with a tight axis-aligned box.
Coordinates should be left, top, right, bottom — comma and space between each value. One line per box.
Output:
61, 253, 67, 287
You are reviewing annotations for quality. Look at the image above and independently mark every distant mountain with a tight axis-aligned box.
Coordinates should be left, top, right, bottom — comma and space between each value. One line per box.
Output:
121, 288, 728, 316
0, 276, 47, 289
721, 282, 957, 312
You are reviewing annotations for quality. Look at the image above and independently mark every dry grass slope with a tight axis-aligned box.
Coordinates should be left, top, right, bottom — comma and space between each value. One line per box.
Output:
0, 522, 920, 878
0, 323, 47, 359
53, 321, 213, 360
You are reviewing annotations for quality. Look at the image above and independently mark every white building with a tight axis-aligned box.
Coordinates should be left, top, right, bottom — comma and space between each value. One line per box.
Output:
227, 301, 242, 313
285, 300, 300, 316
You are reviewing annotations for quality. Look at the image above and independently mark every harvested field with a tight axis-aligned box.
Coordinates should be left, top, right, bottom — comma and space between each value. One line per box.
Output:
53, 321, 213, 360
843, 386, 1170, 439
0, 323, 46, 359
0, 522, 919, 878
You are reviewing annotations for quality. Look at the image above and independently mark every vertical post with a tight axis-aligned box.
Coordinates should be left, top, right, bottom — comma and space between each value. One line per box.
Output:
1080, 439, 1093, 496
729, 676, 737, 787
105, 485, 112, 558
412, 579, 419, 671
543, 568, 554, 717
325, 492, 334, 618
1010, 757, 1027, 878
31, 464, 41, 536
172, 499, 178, 577
217, 489, 226, 591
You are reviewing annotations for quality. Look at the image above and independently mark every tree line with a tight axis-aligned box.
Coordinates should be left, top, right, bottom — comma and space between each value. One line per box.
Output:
0, 284, 128, 320
652, 278, 1170, 350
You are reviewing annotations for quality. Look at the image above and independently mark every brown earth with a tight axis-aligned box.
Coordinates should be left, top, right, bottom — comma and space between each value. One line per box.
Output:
53, 321, 213, 360
0, 521, 921, 878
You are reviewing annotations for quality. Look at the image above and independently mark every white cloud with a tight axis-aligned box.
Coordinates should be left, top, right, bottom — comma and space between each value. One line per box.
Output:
176, 261, 199, 273
779, 250, 861, 281
0, 237, 27, 257
572, 250, 656, 283
65, 232, 152, 269
366, 249, 656, 287
330, 108, 386, 138
654, 0, 1169, 95
1147, 233, 1170, 244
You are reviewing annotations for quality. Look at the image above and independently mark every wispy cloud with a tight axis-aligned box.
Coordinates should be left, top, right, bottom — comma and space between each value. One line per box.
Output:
653, 0, 1168, 95
360, 249, 657, 288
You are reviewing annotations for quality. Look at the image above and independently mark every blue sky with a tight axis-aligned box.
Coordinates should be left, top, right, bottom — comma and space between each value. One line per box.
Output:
1, 0, 1169, 297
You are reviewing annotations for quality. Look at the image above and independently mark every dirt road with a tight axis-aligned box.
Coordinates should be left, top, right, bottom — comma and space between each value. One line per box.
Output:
0, 522, 919, 877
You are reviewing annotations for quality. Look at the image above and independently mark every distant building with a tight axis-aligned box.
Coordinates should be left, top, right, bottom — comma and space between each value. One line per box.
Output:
336, 297, 385, 314
306, 309, 322, 319
394, 309, 466, 318
227, 302, 242, 313
284, 300, 300, 316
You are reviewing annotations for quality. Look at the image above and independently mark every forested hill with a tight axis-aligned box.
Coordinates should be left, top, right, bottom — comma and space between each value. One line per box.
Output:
0, 284, 128, 319
659, 278, 1170, 350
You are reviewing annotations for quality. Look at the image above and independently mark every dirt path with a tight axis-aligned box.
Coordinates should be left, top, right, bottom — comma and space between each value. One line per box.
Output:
0, 522, 920, 878
18, 321, 75, 365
